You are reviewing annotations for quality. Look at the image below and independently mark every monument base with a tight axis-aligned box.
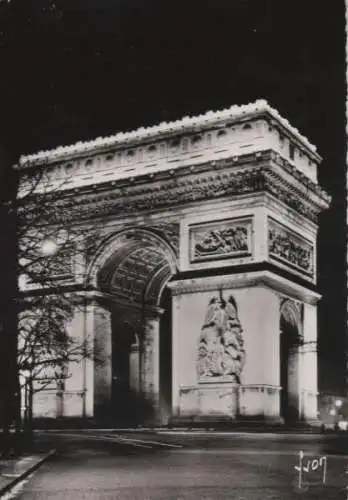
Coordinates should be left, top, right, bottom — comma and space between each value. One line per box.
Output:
239, 384, 281, 419
177, 383, 282, 420
178, 381, 240, 419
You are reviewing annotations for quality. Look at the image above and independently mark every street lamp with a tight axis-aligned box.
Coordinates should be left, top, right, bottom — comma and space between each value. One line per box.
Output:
22, 372, 29, 421
18, 237, 59, 426
40, 238, 58, 256
335, 399, 343, 408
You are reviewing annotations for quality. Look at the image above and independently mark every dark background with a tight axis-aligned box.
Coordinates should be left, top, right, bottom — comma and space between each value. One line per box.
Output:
0, 0, 346, 395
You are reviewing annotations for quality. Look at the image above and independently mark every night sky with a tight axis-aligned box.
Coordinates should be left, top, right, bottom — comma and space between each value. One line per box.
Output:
0, 0, 346, 394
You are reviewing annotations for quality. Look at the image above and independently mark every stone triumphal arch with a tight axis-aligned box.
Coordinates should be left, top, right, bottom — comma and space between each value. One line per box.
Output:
18, 100, 330, 425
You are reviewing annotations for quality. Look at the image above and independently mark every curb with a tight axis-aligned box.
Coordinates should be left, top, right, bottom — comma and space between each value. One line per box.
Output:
0, 449, 56, 498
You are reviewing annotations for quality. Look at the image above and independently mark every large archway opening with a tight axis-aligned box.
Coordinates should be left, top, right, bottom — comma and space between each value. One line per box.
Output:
279, 301, 302, 424
90, 229, 177, 426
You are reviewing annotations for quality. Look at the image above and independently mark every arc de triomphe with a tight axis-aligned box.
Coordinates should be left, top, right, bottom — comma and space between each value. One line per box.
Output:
19, 100, 330, 426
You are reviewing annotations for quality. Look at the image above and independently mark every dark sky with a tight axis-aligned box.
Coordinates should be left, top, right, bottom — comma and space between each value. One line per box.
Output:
0, 0, 346, 394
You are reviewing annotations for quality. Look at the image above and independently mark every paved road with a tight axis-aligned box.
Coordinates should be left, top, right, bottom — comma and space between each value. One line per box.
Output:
8, 431, 348, 499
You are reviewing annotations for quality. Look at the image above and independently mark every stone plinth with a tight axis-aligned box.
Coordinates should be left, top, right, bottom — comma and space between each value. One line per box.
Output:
239, 385, 280, 419
62, 391, 85, 418
179, 383, 239, 419
177, 383, 282, 422
32, 390, 58, 419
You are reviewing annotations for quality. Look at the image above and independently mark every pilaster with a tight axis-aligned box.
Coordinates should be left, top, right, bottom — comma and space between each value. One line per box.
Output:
92, 301, 112, 417
171, 294, 181, 416
141, 307, 163, 424
129, 339, 140, 393
299, 303, 318, 422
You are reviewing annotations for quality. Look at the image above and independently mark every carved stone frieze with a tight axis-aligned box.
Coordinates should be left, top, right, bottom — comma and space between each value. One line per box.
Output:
263, 173, 318, 222
268, 219, 314, 276
190, 218, 252, 263
49, 162, 322, 226
55, 168, 264, 221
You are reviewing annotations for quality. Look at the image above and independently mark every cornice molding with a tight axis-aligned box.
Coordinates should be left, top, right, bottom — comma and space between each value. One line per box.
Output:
72, 289, 164, 316
31, 149, 327, 204
168, 270, 321, 305
300, 341, 317, 354
263, 193, 318, 234
19, 149, 329, 230
269, 151, 330, 204
51, 162, 326, 225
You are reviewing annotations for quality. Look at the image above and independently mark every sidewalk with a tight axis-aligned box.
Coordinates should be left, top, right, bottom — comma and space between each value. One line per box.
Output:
0, 449, 55, 498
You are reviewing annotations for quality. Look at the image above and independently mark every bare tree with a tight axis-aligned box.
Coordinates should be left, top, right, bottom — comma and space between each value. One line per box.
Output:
11, 160, 102, 435
0, 0, 91, 455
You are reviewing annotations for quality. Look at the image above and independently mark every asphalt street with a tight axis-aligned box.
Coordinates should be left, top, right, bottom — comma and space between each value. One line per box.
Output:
7, 431, 348, 500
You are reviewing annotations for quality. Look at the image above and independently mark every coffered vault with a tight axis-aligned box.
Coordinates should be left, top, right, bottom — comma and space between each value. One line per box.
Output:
88, 229, 178, 307
17, 100, 330, 426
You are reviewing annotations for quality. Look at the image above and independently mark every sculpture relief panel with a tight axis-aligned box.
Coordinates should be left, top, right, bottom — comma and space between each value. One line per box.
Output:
268, 218, 314, 277
189, 218, 252, 263
197, 291, 246, 384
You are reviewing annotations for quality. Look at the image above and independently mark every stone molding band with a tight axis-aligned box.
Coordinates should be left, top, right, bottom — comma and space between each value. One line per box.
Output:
168, 271, 321, 305
300, 341, 317, 353
46, 154, 328, 225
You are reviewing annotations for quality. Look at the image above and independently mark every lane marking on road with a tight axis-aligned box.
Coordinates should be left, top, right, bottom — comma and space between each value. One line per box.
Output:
46, 431, 183, 449
158, 431, 325, 439
96, 434, 153, 449
169, 448, 348, 458
95, 435, 152, 449
111, 435, 183, 449
170, 448, 300, 456
44, 432, 153, 449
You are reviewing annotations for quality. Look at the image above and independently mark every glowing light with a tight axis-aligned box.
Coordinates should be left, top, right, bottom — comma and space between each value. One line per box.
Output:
338, 420, 348, 431
335, 399, 343, 408
329, 409, 336, 416
40, 239, 58, 256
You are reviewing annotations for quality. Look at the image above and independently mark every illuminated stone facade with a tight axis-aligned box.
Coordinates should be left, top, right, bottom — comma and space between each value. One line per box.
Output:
18, 100, 330, 425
